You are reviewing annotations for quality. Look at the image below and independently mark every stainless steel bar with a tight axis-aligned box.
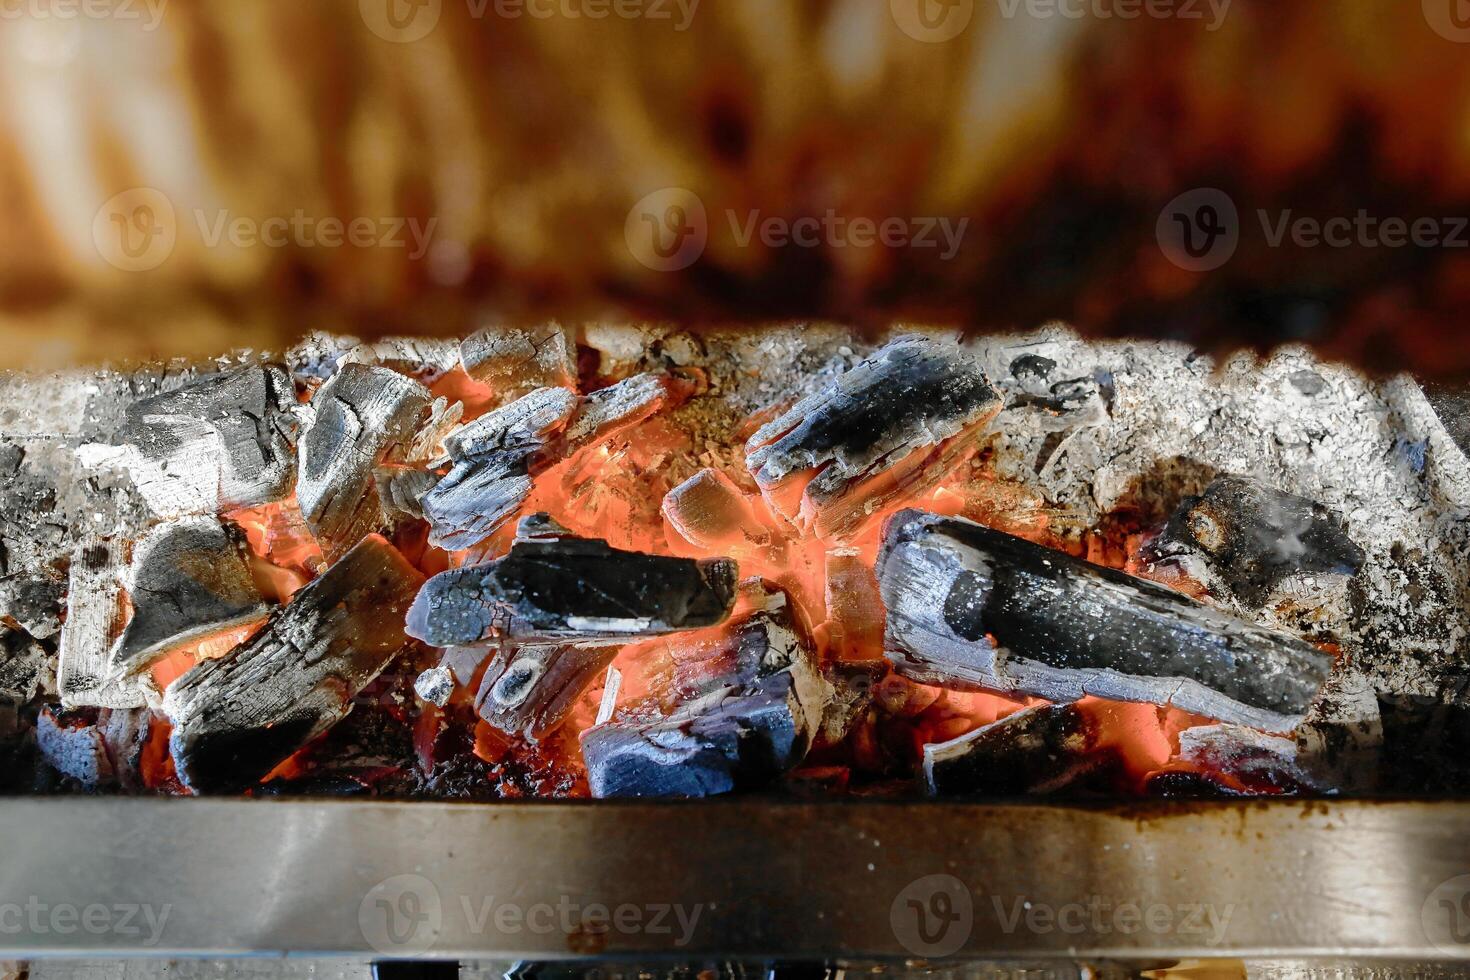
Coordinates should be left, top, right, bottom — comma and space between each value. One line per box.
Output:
0, 798, 1466, 961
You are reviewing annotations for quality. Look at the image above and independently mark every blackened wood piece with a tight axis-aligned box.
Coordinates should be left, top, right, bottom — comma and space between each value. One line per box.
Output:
923, 703, 1103, 796
879, 510, 1334, 732
423, 375, 681, 551
297, 364, 431, 560
163, 534, 425, 794
109, 516, 267, 680
745, 336, 1001, 537
0, 627, 55, 707
475, 643, 619, 738
1148, 475, 1364, 606
119, 363, 298, 514
407, 516, 738, 647
580, 595, 829, 798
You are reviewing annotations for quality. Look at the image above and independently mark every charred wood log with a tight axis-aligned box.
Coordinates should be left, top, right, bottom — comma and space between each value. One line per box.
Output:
580, 591, 831, 798
99, 706, 155, 793
338, 337, 462, 384
879, 510, 1335, 732
297, 364, 431, 560
0, 628, 55, 736
422, 374, 686, 551
57, 540, 149, 710
108, 516, 268, 681
745, 335, 1001, 539
923, 703, 1106, 796
459, 324, 576, 399
475, 643, 619, 738
1146, 475, 1364, 607
163, 534, 424, 794
407, 515, 738, 647
106, 364, 298, 517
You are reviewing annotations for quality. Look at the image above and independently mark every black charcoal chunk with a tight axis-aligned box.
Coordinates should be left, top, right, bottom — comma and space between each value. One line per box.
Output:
1147, 475, 1363, 606
406, 515, 738, 647
879, 510, 1334, 732
163, 535, 424, 794
745, 335, 1001, 537
581, 592, 831, 798
109, 516, 267, 680
923, 703, 1104, 797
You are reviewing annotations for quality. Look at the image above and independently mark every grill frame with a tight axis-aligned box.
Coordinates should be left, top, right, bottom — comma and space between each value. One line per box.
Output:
1, 797, 1467, 961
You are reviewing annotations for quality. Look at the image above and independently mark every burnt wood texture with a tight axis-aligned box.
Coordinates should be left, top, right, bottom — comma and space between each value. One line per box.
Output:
879, 510, 1334, 732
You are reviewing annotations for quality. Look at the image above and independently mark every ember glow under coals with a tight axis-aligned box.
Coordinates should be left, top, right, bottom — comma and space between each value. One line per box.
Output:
2, 323, 1467, 799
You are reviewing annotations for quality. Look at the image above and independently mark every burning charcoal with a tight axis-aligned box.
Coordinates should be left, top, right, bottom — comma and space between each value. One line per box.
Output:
108, 516, 267, 681
745, 335, 1001, 539
374, 465, 440, 521
459, 324, 576, 398
100, 706, 154, 792
879, 510, 1334, 732
296, 364, 431, 560
163, 534, 424, 794
36, 707, 113, 788
1147, 475, 1364, 607
105, 364, 298, 517
581, 590, 832, 798
662, 468, 772, 557
823, 549, 885, 660
422, 387, 578, 551
475, 643, 619, 738
816, 660, 886, 747
1175, 725, 1315, 793
407, 515, 738, 647
414, 665, 455, 707
57, 540, 148, 710
0, 628, 55, 735
423, 374, 686, 551
923, 703, 1105, 796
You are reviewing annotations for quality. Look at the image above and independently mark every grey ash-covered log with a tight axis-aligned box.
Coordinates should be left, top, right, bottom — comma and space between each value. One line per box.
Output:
57, 539, 149, 710
108, 516, 267, 681
745, 335, 1002, 539
475, 643, 619, 739
163, 534, 424, 794
1146, 475, 1364, 607
422, 373, 688, 552
923, 703, 1107, 797
406, 514, 738, 647
879, 510, 1334, 732
105, 363, 299, 518
580, 589, 832, 798
296, 363, 431, 560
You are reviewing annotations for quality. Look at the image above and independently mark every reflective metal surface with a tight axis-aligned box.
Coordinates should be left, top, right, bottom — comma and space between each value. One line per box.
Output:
0, 798, 1467, 961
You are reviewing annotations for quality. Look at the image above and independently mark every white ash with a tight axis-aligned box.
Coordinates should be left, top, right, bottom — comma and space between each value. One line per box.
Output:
414, 665, 456, 707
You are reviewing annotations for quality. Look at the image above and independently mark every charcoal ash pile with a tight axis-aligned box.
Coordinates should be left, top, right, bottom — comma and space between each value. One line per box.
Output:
0, 322, 1467, 798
